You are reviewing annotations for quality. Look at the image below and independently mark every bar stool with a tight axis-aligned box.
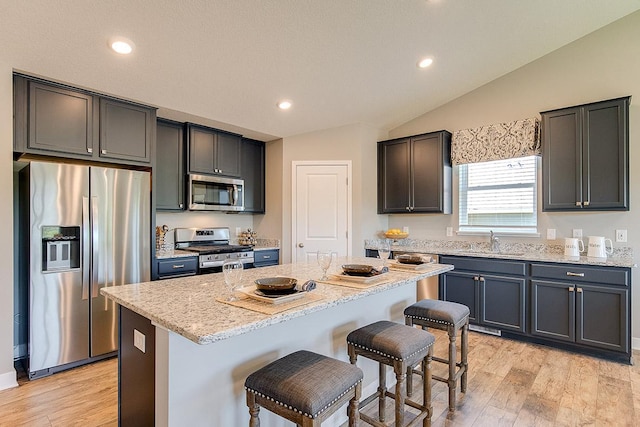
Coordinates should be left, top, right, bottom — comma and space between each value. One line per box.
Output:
404, 300, 470, 412
244, 350, 363, 426
346, 320, 435, 427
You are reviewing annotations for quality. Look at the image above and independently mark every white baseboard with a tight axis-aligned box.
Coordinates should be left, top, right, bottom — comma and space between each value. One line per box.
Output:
632, 337, 640, 351
0, 369, 18, 391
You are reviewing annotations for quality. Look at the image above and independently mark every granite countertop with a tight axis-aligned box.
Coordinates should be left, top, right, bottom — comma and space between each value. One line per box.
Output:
156, 250, 198, 260
101, 256, 453, 345
365, 239, 636, 268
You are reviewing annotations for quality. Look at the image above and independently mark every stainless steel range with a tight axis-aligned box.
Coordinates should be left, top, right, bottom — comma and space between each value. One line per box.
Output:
175, 227, 254, 273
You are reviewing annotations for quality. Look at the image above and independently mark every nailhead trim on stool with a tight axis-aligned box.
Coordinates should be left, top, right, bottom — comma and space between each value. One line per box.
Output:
244, 350, 363, 425
404, 299, 470, 413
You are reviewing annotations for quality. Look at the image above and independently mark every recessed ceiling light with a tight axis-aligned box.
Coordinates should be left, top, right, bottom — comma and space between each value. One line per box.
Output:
109, 37, 135, 55
417, 57, 434, 69
277, 100, 292, 110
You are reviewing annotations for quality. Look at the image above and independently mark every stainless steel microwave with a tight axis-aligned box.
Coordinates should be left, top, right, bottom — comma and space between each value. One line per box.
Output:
188, 174, 245, 211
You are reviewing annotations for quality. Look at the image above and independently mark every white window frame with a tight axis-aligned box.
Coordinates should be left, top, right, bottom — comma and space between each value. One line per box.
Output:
458, 156, 539, 236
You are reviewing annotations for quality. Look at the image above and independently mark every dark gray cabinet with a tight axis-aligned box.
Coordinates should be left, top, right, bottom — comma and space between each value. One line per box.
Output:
541, 96, 630, 211
99, 98, 153, 163
531, 263, 629, 354
240, 138, 265, 213
440, 256, 526, 332
155, 256, 198, 280
156, 120, 185, 210
253, 249, 279, 267
377, 130, 452, 214
14, 74, 155, 166
187, 124, 241, 177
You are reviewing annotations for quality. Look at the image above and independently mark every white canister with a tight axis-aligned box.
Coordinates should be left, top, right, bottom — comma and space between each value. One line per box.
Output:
587, 236, 613, 258
564, 238, 584, 257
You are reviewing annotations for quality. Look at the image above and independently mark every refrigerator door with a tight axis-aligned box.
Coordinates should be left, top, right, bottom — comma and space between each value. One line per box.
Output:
29, 162, 90, 373
90, 167, 150, 356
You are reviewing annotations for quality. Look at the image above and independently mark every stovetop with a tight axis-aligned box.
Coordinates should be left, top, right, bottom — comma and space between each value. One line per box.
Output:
181, 244, 253, 255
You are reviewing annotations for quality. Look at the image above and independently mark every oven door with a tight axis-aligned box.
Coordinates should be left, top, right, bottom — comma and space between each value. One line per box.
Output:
188, 174, 245, 212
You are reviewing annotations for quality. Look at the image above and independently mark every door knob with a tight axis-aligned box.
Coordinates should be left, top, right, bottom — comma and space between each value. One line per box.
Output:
298, 243, 304, 248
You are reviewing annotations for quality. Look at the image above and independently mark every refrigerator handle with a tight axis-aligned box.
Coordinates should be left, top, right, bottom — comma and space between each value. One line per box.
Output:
82, 197, 90, 300
91, 196, 100, 299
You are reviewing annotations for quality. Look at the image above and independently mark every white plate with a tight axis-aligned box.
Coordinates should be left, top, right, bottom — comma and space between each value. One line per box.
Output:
329, 272, 388, 284
237, 285, 307, 305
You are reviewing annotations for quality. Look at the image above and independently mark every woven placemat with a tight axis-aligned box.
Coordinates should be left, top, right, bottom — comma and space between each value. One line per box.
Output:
216, 292, 324, 315
317, 276, 393, 289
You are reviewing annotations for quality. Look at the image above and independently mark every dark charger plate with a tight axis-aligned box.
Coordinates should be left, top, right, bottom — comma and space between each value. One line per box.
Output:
254, 288, 300, 298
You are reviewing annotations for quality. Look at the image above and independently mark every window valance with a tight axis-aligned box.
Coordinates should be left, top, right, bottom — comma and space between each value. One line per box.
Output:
451, 117, 541, 165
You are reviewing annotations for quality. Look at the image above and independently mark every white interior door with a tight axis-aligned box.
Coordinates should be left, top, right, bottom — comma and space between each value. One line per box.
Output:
292, 161, 351, 263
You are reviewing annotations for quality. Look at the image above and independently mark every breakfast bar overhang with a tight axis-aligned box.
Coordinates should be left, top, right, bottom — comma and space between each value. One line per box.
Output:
102, 257, 453, 426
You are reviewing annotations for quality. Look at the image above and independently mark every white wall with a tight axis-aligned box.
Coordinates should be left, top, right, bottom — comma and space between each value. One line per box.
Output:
264, 123, 388, 263
0, 62, 18, 388
388, 11, 640, 343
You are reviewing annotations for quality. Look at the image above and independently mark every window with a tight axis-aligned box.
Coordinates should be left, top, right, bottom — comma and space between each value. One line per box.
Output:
458, 156, 538, 234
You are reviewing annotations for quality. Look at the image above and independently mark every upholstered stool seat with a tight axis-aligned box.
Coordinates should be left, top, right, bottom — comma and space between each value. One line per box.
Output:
404, 299, 470, 412
245, 350, 363, 426
347, 320, 435, 427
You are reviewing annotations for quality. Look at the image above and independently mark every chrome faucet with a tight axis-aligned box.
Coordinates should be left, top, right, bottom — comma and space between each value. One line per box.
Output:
490, 230, 500, 252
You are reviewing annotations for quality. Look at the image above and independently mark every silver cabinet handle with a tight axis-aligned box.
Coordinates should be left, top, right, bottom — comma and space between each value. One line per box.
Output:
406, 206, 411, 211
179, 203, 184, 208
298, 243, 304, 248
575, 201, 581, 207
263, 255, 271, 259
101, 149, 107, 154
566, 272, 585, 277
87, 147, 93, 153
569, 286, 575, 292
172, 264, 185, 269
583, 201, 590, 206
479, 277, 485, 282
577, 287, 583, 293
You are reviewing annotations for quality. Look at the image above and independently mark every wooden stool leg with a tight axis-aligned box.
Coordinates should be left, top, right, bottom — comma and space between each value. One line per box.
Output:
423, 347, 433, 427
378, 362, 387, 423
405, 317, 414, 397
349, 381, 361, 427
246, 392, 260, 427
394, 361, 406, 427
447, 325, 457, 412
461, 321, 469, 393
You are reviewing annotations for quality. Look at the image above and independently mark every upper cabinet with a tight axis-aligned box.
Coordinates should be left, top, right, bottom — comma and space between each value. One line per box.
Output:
377, 130, 452, 214
541, 97, 630, 211
240, 138, 265, 214
156, 119, 185, 211
13, 74, 155, 166
187, 124, 241, 177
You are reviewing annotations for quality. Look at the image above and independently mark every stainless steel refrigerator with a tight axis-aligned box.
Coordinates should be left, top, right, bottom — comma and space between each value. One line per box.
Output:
24, 161, 150, 378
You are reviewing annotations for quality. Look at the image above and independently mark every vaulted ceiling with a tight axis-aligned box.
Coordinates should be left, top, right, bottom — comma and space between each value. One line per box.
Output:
4, 1, 639, 141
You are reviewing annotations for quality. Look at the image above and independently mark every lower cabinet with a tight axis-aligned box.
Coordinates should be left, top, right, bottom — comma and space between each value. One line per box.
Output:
531, 263, 629, 354
440, 256, 526, 332
253, 249, 280, 267
155, 256, 198, 280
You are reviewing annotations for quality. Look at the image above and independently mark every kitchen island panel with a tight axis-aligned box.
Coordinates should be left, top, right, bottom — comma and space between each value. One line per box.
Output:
154, 282, 416, 427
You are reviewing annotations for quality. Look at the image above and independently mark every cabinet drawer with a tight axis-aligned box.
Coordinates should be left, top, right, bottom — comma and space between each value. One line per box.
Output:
530, 263, 629, 286
254, 249, 279, 266
157, 257, 198, 277
440, 256, 526, 276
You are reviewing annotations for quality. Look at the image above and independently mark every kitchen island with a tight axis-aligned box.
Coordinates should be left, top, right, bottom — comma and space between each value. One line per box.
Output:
101, 256, 453, 427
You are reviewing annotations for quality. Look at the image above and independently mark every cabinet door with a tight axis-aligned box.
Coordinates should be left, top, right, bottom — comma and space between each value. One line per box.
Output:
99, 98, 153, 163
411, 133, 451, 213
27, 81, 95, 156
531, 280, 575, 342
378, 139, 411, 213
582, 98, 629, 210
576, 284, 628, 353
441, 271, 478, 323
156, 120, 185, 210
542, 107, 582, 210
188, 126, 216, 174
215, 133, 241, 177
480, 275, 526, 332
241, 138, 265, 213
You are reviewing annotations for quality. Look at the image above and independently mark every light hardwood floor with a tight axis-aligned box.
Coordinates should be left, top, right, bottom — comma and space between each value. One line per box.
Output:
0, 331, 637, 426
